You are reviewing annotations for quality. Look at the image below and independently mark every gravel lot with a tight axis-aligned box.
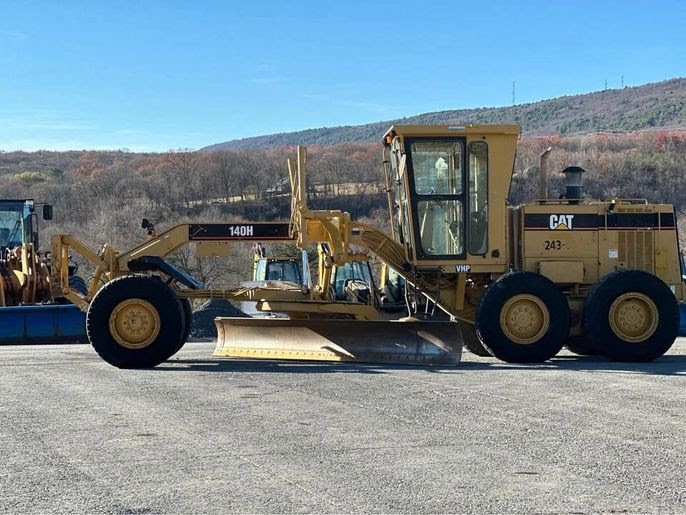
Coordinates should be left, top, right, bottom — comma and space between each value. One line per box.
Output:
1, 339, 685, 513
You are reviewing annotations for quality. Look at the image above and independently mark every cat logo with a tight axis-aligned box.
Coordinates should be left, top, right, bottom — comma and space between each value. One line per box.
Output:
549, 214, 574, 230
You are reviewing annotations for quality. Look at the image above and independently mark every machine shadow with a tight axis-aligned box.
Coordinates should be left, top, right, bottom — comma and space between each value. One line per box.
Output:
459, 354, 686, 376
160, 358, 445, 375
158, 354, 686, 376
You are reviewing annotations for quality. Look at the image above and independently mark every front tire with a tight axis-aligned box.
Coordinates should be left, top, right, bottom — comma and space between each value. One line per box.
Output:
583, 270, 678, 362
86, 275, 184, 368
476, 272, 570, 363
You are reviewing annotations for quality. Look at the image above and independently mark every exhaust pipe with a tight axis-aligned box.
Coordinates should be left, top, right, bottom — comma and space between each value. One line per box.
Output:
562, 166, 585, 204
538, 147, 552, 200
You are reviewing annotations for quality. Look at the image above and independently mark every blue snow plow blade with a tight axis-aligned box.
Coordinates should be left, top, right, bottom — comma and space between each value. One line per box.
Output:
0, 304, 87, 344
680, 303, 686, 337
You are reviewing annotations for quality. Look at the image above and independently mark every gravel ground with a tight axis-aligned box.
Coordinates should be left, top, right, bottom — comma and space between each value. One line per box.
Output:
1, 339, 685, 513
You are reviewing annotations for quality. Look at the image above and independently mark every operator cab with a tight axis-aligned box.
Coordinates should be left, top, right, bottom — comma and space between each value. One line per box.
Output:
254, 257, 302, 284
383, 125, 519, 270
0, 199, 53, 250
332, 260, 375, 302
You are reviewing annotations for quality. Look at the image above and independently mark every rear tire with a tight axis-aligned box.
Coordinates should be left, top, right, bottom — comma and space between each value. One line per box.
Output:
583, 269, 678, 362
476, 271, 570, 363
86, 275, 184, 368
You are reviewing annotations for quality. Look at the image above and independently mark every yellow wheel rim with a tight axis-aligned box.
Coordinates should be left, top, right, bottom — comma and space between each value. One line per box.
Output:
499, 294, 550, 345
109, 298, 161, 349
608, 292, 658, 343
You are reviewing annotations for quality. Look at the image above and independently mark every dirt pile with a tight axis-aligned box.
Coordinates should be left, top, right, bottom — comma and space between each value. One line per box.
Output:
189, 299, 249, 340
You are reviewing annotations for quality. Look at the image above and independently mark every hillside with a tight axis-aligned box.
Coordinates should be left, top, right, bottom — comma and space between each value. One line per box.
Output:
203, 78, 686, 150
3, 130, 686, 288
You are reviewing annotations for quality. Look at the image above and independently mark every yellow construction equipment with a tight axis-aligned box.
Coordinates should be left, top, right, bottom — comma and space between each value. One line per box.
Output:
51, 124, 684, 367
0, 199, 87, 344
0, 200, 55, 308
243, 242, 381, 316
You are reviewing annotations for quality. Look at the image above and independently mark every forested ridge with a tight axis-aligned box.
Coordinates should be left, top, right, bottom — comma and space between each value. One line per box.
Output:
204, 78, 686, 150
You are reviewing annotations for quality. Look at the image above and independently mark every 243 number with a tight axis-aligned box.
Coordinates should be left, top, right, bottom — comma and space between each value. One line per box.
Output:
544, 240, 562, 250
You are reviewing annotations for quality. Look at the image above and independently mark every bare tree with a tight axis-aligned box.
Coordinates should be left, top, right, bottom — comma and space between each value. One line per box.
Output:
210, 151, 243, 205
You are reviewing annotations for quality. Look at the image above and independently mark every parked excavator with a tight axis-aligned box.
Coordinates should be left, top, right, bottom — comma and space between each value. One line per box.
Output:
0, 199, 86, 343
51, 124, 684, 368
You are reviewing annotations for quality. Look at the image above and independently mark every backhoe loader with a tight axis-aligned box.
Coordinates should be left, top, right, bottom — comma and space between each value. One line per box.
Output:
51, 124, 683, 367
245, 242, 378, 314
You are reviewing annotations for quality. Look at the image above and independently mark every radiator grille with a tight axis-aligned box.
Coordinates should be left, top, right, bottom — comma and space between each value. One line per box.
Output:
618, 207, 651, 213
618, 231, 653, 272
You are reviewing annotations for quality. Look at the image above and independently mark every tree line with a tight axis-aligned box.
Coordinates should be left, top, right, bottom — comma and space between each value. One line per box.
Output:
1, 131, 685, 286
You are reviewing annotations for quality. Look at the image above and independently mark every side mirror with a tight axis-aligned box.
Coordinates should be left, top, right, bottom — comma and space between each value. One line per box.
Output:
42, 204, 53, 220
141, 218, 155, 236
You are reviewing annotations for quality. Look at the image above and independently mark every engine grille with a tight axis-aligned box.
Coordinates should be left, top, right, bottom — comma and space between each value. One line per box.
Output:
618, 230, 654, 273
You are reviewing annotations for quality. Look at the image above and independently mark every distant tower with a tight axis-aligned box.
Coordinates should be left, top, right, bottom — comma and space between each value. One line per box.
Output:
512, 81, 516, 105
621, 75, 624, 88
604, 79, 608, 91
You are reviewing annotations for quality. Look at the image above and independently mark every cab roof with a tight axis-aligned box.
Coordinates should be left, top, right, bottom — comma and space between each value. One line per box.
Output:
383, 124, 521, 144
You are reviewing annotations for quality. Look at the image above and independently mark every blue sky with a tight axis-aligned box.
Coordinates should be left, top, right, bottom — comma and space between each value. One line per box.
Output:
1, 0, 685, 151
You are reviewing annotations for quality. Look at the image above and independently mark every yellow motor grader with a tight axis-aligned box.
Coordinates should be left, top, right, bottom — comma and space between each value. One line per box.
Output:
51, 124, 683, 368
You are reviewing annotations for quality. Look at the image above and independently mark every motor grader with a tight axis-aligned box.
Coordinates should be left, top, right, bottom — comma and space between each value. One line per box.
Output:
51, 124, 683, 368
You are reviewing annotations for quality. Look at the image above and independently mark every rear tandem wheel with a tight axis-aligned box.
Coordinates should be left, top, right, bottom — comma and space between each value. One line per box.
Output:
476, 271, 570, 363
583, 269, 678, 362
86, 275, 185, 368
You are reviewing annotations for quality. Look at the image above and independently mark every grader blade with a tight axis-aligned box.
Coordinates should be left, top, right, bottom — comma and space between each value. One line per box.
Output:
213, 318, 463, 365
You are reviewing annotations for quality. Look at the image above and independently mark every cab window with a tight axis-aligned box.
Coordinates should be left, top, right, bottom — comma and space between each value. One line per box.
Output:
266, 261, 301, 283
391, 140, 412, 253
410, 141, 463, 195
416, 200, 463, 256
468, 141, 488, 255
407, 138, 466, 259
0, 206, 24, 248
333, 262, 373, 300
254, 259, 267, 281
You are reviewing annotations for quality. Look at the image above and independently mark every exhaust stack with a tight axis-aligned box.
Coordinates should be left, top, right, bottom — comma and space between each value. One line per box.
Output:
562, 166, 585, 204
538, 147, 552, 200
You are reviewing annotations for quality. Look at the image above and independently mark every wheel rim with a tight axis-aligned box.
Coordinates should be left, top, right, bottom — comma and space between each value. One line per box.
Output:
499, 294, 550, 344
109, 298, 161, 349
608, 292, 658, 343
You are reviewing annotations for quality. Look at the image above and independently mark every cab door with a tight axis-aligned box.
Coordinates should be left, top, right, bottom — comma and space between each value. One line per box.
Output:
405, 137, 467, 261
